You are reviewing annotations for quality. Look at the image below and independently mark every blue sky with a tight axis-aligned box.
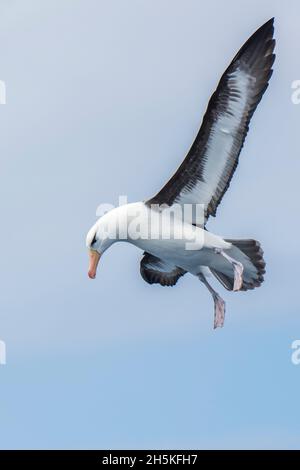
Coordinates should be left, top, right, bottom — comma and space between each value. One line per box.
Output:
0, 0, 300, 449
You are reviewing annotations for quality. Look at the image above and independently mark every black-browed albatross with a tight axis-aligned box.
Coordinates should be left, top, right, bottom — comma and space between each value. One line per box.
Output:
86, 19, 275, 328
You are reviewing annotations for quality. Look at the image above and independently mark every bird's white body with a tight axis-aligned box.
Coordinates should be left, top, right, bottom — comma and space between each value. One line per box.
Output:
88, 202, 231, 275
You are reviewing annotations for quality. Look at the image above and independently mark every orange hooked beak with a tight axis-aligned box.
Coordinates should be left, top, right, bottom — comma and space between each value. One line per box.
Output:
88, 250, 101, 279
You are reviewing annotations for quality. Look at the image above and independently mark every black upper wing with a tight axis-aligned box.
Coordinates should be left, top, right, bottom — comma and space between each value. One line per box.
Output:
146, 19, 275, 225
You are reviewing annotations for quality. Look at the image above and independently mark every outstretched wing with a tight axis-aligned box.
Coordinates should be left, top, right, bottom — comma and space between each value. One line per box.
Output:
140, 252, 186, 286
146, 19, 275, 224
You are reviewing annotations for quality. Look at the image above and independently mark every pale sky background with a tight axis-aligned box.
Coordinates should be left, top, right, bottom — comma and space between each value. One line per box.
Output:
0, 0, 299, 449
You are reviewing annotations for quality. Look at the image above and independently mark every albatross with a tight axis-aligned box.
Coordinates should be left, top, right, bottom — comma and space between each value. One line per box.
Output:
86, 19, 275, 328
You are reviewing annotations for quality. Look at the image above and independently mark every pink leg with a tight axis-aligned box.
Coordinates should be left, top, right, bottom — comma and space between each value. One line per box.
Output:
198, 273, 226, 329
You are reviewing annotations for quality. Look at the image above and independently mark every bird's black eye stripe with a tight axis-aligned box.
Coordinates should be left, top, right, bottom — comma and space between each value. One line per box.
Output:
91, 234, 97, 246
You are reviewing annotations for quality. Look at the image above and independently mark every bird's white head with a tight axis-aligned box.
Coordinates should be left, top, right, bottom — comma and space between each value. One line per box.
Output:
86, 202, 143, 279
86, 213, 116, 279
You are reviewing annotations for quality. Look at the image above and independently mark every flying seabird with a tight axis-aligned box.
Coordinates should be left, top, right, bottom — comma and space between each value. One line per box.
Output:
86, 19, 275, 328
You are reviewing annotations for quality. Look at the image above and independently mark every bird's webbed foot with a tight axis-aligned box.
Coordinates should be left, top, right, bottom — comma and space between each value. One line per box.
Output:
212, 292, 226, 329
215, 249, 244, 291
198, 273, 226, 329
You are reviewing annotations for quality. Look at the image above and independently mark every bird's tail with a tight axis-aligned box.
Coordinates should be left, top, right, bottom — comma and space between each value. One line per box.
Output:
211, 239, 266, 291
